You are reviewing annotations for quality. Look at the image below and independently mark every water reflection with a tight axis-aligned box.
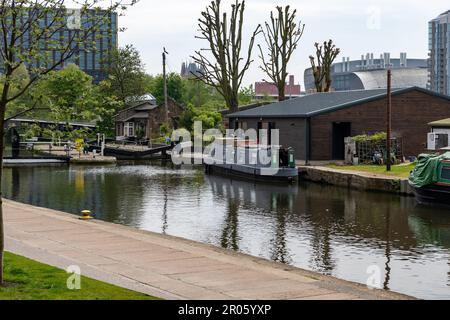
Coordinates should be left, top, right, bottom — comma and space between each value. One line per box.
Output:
2, 163, 450, 299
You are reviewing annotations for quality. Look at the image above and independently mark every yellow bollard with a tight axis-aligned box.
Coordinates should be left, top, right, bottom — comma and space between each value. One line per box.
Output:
80, 210, 93, 220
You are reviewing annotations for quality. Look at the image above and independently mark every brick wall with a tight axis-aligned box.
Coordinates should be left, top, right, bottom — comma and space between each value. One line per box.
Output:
310, 90, 450, 160
229, 89, 450, 161
147, 98, 185, 138
228, 117, 307, 160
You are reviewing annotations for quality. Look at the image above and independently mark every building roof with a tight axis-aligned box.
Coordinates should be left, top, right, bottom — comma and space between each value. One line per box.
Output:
124, 112, 150, 122
8, 118, 96, 128
125, 94, 157, 105
115, 97, 186, 120
353, 68, 428, 90
227, 87, 450, 119
429, 118, 450, 128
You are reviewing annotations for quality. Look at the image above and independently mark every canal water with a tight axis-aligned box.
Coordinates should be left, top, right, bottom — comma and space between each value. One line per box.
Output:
2, 162, 450, 299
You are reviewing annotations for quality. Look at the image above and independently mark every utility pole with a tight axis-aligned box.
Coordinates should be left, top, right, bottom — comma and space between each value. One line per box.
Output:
163, 48, 169, 124
386, 69, 392, 172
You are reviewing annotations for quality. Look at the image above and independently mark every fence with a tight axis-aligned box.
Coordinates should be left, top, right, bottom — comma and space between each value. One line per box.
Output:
5, 143, 71, 159
347, 137, 404, 165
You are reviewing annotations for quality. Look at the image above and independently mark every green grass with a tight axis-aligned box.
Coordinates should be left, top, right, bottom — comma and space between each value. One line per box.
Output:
327, 163, 416, 178
0, 252, 159, 300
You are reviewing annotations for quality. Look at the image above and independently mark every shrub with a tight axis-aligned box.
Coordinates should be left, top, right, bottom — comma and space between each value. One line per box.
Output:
352, 132, 387, 143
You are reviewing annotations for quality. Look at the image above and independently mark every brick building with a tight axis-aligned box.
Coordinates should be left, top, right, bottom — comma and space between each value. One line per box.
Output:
115, 97, 184, 140
227, 87, 450, 163
255, 75, 302, 99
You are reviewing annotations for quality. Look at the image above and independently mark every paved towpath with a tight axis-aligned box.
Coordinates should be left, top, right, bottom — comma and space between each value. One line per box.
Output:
4, 200, 413, 300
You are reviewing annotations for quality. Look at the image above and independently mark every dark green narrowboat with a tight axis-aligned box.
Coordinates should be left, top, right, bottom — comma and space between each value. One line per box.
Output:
409, 152, 450, 207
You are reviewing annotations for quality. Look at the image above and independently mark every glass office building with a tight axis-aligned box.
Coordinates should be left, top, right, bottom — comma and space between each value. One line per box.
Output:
1, 8, 118, 83
428, 10, 450, 95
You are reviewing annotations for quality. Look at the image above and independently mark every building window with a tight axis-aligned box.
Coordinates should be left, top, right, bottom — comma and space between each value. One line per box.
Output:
239, 122, 248, 130
124, 122, 135, 137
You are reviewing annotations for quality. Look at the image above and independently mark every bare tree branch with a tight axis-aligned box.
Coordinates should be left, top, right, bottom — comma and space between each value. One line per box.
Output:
191, 0, 261, 112
309, 40, 340, 93
258, 5, 304, 101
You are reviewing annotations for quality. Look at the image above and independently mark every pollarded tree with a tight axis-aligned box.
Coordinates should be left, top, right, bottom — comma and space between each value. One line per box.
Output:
309, 40, 341, 92
258, 6, 305, 101
192, 0, 261, 112
0, 0, 138, 287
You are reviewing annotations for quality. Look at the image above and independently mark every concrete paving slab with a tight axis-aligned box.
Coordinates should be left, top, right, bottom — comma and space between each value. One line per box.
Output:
3, 200, 414, 300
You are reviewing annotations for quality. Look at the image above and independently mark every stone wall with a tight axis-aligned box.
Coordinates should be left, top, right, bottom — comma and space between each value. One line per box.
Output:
298, 166, 414, 195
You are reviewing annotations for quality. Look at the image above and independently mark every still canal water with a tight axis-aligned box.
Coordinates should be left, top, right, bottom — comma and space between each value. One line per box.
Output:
2, 163, 450, 299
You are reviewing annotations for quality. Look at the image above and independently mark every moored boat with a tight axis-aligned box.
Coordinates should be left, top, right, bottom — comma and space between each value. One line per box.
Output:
204, 138, 298, 183
409, 152, 450, 207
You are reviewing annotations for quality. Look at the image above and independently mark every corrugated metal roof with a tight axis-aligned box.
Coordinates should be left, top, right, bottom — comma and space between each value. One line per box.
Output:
227, 87, 450, 119
354, 68, 428, 90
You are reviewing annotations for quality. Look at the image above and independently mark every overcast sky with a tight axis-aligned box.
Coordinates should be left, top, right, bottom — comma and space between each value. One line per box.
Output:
118, 0, 449, 88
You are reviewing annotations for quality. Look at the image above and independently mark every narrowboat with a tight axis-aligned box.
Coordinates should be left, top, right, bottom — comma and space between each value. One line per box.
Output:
204, 138, 298, 183
409, 152, 450, 207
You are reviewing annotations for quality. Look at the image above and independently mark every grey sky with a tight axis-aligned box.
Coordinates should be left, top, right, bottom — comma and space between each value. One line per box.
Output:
118, 0, 449, 89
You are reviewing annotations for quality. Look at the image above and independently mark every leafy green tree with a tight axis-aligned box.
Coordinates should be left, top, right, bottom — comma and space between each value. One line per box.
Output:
21, 123, 42, 140
2, 64, 40, 119
0, 1, 138, 285
38, 65, 121, 138
181, 78, 225, 110
179, 104, 223, 132
150, 73, 184, 105
38, 64, 97, 122
238, 85, 255, 106
95, 95, 122, 138
103, 44, 148, 105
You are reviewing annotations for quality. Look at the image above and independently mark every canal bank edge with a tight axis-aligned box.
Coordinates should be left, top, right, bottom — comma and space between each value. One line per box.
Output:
298, 166, 414, 195
3, 199, 414, 300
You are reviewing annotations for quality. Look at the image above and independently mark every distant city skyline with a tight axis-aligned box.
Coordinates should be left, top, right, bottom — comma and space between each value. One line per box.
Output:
428, 10, 450, 95
118, 0, 450, 88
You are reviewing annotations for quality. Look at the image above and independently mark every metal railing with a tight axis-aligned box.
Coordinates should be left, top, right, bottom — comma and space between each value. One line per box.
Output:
5, 143, 71, 159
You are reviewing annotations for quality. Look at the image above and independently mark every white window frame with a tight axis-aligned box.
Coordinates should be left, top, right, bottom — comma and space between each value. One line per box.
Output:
124, 122, 135, 137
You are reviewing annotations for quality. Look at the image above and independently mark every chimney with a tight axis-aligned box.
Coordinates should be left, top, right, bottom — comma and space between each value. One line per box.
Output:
289, 75, 295, 86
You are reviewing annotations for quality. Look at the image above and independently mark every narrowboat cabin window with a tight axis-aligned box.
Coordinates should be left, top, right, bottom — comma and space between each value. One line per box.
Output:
440, 165, 450, 181
268, 122, 276, 145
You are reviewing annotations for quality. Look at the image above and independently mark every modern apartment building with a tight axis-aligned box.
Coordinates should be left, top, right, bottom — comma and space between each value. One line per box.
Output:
428, 10, 450, 95
0, 8, 118, 83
